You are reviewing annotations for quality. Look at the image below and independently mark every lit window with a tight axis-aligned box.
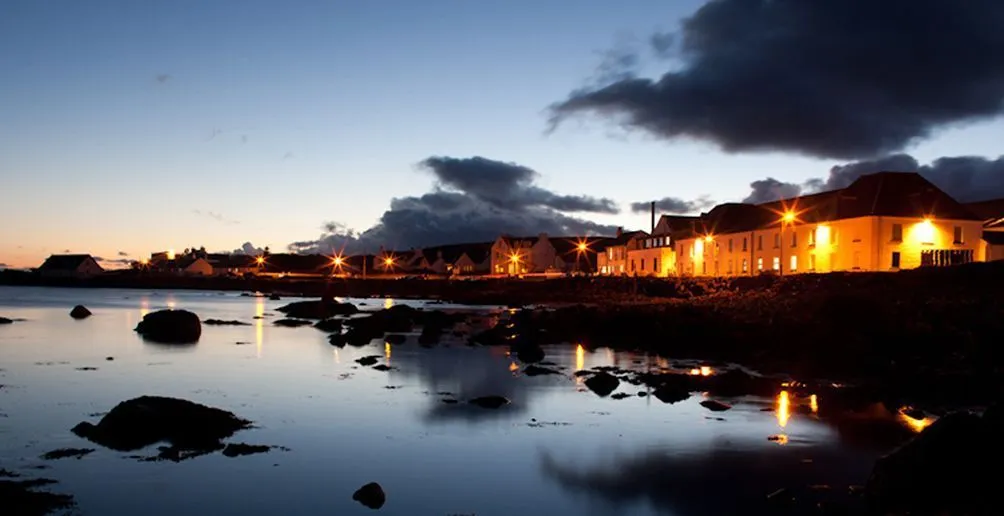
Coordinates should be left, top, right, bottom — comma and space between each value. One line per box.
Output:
809, 254, 816, 271
809, 228, 816, 247
790, 255, 797, 271
757, 258, 763, 271
772, 257, 780, 270
742, 259, 748, 273
891, 224, 903, 242
954, 226, 963, 244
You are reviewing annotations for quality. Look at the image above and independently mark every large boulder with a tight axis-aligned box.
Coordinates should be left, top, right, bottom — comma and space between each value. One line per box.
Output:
584, 372, 620, 397
69, 305, 92, 319
352, 482, 386, 509
866, 411, 998, 514
275, 299, 358, 319
71, 396, 252, 453
0, 317, 12, 325
134, 310, 201, 344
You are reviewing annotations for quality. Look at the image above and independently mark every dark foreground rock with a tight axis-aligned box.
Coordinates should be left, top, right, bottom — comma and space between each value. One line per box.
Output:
221, 443, 273, 457
134, 310, 201, 344
356, 355, 380, 366
524, 365, 562, 377
0, 473, 74, 515
352, 482, 386, 509
276, 299, 358, 319
384, 333, 407, 345
469, 396, 510, 409
584, 372, 620, 397
69, 305, 91, 319
0, 316, 12, 324
40, 448, 94, 460
699, 400, 732, 412
203, 319, 250, 326
273, 319, 313, 328
71, 396, 252, 456
866, 407, 1003, 514
313, 318, 344, 333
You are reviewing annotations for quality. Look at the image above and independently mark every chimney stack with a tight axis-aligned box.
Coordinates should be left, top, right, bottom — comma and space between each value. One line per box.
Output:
616, 226, 623, 238
651, 201, 656, 233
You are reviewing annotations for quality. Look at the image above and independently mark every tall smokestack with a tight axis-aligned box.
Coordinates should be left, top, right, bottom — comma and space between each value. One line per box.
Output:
651, 201, 656, 233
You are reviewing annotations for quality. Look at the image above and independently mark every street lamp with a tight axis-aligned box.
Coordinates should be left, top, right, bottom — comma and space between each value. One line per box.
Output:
780, 210, 795, 276
574, 239, 591, 274
383, 256, 395, 272
508, 251, 521, 276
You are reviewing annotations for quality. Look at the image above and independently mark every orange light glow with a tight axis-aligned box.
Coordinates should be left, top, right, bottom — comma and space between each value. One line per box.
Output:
332, 255, 343, 266
777, 390, 791, 428
688, 366, 713, 376
139, 258, 149, 266
575, 344, 585, 371
509, 361, 519, 372
509, 252, 521, 264
255, 256, 265, 265
385, 342, 392, 360
770, 434, 789, 445
166, 249, 176, 260
384, 257, 394, 267
898, 410, 934, 433
704, 235, 714, 243
783, 211, 796, 223
810, 394, 819, 414
912, 218, 936, 244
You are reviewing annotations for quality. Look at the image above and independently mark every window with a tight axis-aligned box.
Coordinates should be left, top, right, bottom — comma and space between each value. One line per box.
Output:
809, 254, 816, 271
641, 258, 646, 271
808, 228, 816, 247
742, 259, 749, 273
772, 257, 780, 270
891, 251, 901, 269
773, 233, 780, 248
653, 257, 659, 273
742, 237, 748, 252
954, 226, 963, 244
757, 258, 764, 271
728, 238, 734, 253
757, 235, 763, 250
728, 260, 733, 274
644, 240, 650, 249
891, 223, 903, 242
702, 261, 707, 274
791, 231, 797, 248
790, 255, 797, 271
631, 259, 636, 272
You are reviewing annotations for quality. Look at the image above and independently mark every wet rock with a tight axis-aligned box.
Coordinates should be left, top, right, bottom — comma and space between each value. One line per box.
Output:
441, 399, 459, 404
706, 368, 777, 397
652, 384, 690, 404
135, 310, 201, 344
313, 318, 343, 333
700, 400, 732, 412
637, 392, 648, 397
269, 294, 281, 301
384, 334, 407, 345
0, 474, 75, 514
610, 392, 632, 400
275, 299, 358, 319
0, 317, 12, 324
417, 326, 442, 347
352, 482, 386, 510
328, 334, 347, 347
866, 411, 996, 514
515, 344, 545, 364
70, 305, 92, 319
584, 372, 619, 397
75, 367, 98, 371
203, 319, 251, 326
221, 443, 272, 457
372, 364, 395, 372
469, 396, 510, 409
70, 396, 252, 453
524, 365, 561, 377
356, 355, 380, 366
105, 356, 114, 361
273, 318, 313, 328
40, 448, 94, 460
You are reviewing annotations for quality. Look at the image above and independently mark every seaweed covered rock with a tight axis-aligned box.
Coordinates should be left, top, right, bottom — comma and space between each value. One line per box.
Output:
275, 299, 358, 319
134, 310, 201, 344
71, 396, 252, 453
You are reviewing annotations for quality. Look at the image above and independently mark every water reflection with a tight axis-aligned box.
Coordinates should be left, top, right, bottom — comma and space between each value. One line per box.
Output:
575, 344, 585, 372
254, 296, 265, 358
384, 297, 394, 310
898, 410, 934, 433
139, 297, 150, 318
777, 390, 791, 428
810, 394, 819, 414
384, 342, 392, 362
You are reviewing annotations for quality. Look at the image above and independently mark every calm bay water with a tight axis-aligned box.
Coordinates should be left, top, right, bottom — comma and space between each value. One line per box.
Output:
0, 287, 915, 515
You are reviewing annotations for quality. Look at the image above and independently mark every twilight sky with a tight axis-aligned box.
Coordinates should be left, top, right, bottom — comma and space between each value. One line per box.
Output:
2, 0, 1004, 268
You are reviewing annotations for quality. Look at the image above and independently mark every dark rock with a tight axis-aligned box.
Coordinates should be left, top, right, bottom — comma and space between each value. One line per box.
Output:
40, 448, 94, 460
70, 396, 252, 454
637, 392, 648, 397
515, 344, 545, 364
706, 368, 777, 397
441, 399, 459, 404
610, 392, 632, 400
268, 294, 281, 301
313, 318, 343, 333
134, 310, 201, 344
221, 443, 272, 457
0, 317, 12, 324
417, 326, 442, 346
70, 305, 92, 319
653, 384, 690, 404
203, 319, 251, 326
273, 319, 313, 328
352, 482, 386, 509
328, 334, 347, 347
275, 299, 358, 319
866, 411, 994, 514
372, 364, 395, 372
384, 334, 407, 345
469, 396, 510, 409
524, 365, 561, 377
105, 356, 114, 361
700, 400, 732, 412
0, 475, 75, 514
584, 372, 619, 397
75, 367, 98, 371
572, 370, 594, 377
356, 355, 380, 366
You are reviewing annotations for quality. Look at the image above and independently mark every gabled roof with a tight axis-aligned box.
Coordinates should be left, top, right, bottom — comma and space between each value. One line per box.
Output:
207, 254, 256, 269
964, 198, 1004, 222
655, 215, 701, 235
675, 172, 982, 240
262, 254, 334, 274
600, 230, 648, 249
39, 254, 100, 271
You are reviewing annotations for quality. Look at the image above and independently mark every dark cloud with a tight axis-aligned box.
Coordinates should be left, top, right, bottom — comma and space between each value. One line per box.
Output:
631, 195, 714, 215
0, 263, 9, 269
192, 210, 240, 225
96, 257, 133, 266
649, 31, 675, 59
742, 154, 1004, 204
549, 0, 1004, 159
117, 251, 129, 257
62, 249, 71, 253
233, 242, 264, 256
288, 156, 619, 254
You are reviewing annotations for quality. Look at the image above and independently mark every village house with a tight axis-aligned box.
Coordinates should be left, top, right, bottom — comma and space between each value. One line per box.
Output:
597, 228, 647, 275
964, 198, 1004, 262
37, 254, 104, 278
672, 172, 986, 276
207, 254, 257, 276
623, 215, 700, 277
490, 234, 612, 275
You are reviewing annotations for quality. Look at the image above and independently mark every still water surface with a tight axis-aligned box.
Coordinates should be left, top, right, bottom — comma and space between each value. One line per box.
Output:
0, 287, 917, 515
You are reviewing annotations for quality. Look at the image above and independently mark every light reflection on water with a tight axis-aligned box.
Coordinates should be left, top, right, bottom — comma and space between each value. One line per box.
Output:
0, 287, 917, 516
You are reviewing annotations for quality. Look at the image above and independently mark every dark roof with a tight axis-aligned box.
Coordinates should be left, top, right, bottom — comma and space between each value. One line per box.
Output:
207, 254, 256, 268
262, 254, 334, 274
39, 254, 98, 271
601, 230, 648, 249
983, 231, 1004, 245
675, 172, 982, 240
656, 215, 701, 235
964, 198, 1004, 221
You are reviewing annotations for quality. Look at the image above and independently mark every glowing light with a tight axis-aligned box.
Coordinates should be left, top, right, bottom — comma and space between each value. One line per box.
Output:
688, 366, 713, 376
384, 298, 394, 310
166, 295, 177, 310
899, 410, 934, 433
810, 394, 819, 414
700, 366, 712, 376
770, 434, 789, 445
815, 225, 831, 246
385, 342, 392, 360
575, 344, 585, 371
783, 211, 796, 223
255, 256, 265, 265
255, 296, 265, 358
331, 255, 344, 267
577, 242, 588, 252
139, 258, 149, 266
509, 361, 519, 372
704, 235, 714, 243
694, 238, 704, 256
384, 257, 394, 267
912, 218, 936, 244
166, 249, 176, 260
509, 252, 521, 264
777, 390, 791, 428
